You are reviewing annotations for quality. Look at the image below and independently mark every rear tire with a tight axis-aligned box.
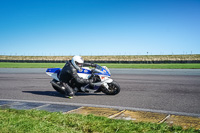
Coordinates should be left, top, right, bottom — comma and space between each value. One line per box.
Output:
51, 79, 65, 94
101, 81, 120, 95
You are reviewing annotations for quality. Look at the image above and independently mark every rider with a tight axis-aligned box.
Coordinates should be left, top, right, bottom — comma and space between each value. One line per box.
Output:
59, 55, 97, 98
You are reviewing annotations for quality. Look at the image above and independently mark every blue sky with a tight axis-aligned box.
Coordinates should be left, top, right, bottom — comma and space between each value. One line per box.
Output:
0, 0, 200, 56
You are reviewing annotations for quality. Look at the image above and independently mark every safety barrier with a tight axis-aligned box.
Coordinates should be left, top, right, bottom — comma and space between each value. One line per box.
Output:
1, 60, 200, 63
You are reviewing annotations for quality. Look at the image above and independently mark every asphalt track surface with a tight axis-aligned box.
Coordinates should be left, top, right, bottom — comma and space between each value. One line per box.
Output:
0, 68, 200, 117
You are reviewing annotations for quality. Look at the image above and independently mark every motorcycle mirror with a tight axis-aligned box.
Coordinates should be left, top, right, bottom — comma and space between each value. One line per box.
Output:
93, 69, 101, 73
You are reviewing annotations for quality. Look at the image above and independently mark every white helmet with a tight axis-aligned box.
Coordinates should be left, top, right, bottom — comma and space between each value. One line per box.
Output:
71, 55, 84, 71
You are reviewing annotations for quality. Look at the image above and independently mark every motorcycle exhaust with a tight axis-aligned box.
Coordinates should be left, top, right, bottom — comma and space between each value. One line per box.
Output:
50, 80, 65, 90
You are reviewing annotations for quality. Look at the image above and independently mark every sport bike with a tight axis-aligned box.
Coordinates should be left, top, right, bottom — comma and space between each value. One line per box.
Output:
46, 64, 120, 95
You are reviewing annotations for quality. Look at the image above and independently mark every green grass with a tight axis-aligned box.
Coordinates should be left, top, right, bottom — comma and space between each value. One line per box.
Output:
0, 62, 65, 68
0, 62, 200, 69
99, 63, 200, 69
0, 109, 198, 133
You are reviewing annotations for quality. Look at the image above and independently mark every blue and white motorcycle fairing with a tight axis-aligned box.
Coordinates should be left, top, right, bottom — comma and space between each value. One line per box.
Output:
46, 64, 120, 95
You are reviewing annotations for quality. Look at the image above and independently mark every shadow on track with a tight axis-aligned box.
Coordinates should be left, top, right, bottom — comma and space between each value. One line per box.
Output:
75, 93, 105, 96
22, 91, 64, 98
22, 91, 105, 97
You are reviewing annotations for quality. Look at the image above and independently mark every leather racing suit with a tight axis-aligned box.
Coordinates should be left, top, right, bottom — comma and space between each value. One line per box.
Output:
59, 60, 96, 96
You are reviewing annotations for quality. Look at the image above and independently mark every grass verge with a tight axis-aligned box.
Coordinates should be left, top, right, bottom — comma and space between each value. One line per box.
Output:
0, 62, 65, 68
0, 62, 200, 69
99, 63, 200, 69
0, 109, 198, 133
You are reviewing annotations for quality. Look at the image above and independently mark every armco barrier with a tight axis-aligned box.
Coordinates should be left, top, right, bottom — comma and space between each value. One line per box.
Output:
0, 60, 65, 63
1, 60, 200, 63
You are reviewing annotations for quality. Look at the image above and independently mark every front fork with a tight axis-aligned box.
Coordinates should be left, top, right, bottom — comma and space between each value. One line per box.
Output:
100, 78, 113, 90
102, 82, 109, 89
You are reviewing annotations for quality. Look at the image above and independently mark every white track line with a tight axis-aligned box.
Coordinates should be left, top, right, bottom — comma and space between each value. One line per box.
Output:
1, 99, 200, 117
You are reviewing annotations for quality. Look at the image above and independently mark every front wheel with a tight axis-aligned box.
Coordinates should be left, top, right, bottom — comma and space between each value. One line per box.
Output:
101, 81, 120, 95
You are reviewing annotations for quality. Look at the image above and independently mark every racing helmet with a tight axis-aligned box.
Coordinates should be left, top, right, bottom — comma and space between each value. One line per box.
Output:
71, 55, 84, 71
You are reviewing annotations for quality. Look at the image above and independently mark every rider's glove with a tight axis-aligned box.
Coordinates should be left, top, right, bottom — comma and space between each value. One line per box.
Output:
92, 76, 99, 83
89, 79, 94, 87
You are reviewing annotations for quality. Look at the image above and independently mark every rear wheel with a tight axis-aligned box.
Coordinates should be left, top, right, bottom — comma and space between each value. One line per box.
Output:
101, 81, 120, 95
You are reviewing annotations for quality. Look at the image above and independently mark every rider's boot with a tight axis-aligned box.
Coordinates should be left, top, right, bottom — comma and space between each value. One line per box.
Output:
62, 82, 74, 98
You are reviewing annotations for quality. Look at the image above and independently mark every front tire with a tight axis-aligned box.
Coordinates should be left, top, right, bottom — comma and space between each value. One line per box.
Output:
101, 81, 120, 95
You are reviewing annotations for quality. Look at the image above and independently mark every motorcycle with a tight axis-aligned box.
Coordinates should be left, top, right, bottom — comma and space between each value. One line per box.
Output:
46, 64, 120, 96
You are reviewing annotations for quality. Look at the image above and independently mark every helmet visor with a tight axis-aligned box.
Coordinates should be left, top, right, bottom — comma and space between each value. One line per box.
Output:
75, 61, 83, 67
